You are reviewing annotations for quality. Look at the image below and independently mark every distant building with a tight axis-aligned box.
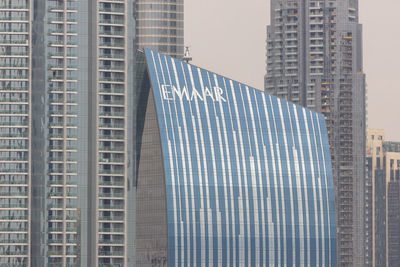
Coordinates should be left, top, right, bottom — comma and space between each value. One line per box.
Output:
365, 129, 400, 267
264, 1, 366, 265
135, 49, 337, 266
135, 0, 184, 58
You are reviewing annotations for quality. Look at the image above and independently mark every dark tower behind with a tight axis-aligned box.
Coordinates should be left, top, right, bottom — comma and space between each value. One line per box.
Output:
265, 0, 366, 266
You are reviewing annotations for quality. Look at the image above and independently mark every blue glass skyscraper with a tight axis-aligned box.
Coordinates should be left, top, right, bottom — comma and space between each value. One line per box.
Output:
136, 49, 337, 266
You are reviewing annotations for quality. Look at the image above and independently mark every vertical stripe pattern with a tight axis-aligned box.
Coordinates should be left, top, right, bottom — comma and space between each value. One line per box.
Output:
145, 49, 337, 266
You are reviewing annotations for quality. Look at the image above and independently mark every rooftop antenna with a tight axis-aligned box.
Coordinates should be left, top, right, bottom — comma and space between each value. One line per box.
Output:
182, 46, 192, 63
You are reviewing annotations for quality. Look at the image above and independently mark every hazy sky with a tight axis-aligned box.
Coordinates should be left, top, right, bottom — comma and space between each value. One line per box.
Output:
185, 0, 400, 140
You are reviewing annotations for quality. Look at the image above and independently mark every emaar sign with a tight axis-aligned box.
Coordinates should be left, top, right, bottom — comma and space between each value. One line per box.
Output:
161, 84, 227, 103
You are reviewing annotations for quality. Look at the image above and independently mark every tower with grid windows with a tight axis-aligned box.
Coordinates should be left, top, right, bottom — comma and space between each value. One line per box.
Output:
0, 0, 183, 265
265, 0, 366, 266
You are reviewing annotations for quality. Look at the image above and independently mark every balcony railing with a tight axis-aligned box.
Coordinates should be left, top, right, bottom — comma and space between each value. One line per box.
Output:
98, 250, 124, 256
98, 204, 124, 210
98, 180, 124, 186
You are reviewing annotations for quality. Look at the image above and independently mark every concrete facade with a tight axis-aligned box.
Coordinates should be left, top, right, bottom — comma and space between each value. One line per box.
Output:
0, 0, 183, 265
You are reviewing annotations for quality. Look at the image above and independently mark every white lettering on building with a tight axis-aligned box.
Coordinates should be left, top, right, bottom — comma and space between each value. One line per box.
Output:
161, 84, 227, 103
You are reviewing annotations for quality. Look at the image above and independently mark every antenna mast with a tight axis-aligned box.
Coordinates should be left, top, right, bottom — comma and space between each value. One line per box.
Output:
182, 46, 192, 63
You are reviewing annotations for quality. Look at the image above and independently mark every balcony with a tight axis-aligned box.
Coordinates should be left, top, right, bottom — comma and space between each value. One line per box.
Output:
99, 53, 124, 59
47, 203, 63, 209
98, 227, 124, 233
48, 226, 77, 232
99, 264, 126, 267
0, 145, 27, 150
98, 41, 124, 48
49, 86, 78, 92
98, 123, 124, 129
48, 52, 77, 58
0, 62, 28, 67
99, 88, 124, 94
0, 27, 29, 33
98, 146, 124, 152
98, 192, 124, 198
0, 110, 28, 115
0, 51, 28, 57
0, 215, 27, 220
0, 192, 27, 197
98, 77, 125, 83
0, 5, 28, 10
98, 250, 124, 256
98, 239, 124, 244
0, 97, 28, 102
48, 98, 77, 104
99, 135, 124, 140
98, 180, 124, 187
99, 18, 124, 25
47, 239, 62, 244
0, 250, 28, 256
0, 169, 28, 174
0, 239, 28, 244
0, 227, 27, 231
48, 122, 64, 127
98, 203, 124, 210
98, 169, 124, 174
99, 99, 124, 105
98, 64, 124, 71
48, 191, 66, 197
0, 133, 28, 138
0, 180, 28, 185
0, 203, 27, 208
99, 156, 124, 163
99, 7, 124, 13
48, 156, 77, 162
98, 215, 124, 221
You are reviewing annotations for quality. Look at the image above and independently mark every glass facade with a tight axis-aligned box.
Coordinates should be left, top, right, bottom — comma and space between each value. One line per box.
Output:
136, 49, 337, 266
135, 0, 184, 58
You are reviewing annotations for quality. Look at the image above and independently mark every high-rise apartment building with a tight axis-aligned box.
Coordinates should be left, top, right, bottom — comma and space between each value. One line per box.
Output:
0, 0, 183, 265
365, 129, 400, 267
0, 0, 31, 264
265, 0, 366, 266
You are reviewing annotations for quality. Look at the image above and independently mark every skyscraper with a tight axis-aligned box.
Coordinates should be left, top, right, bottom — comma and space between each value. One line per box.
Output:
0, 0, 31, 264
265, 0, 366, 266
365, 129, 400, 267
136, 48, 337, 266
0, 0, 183, 265
135, 0, 184, 58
